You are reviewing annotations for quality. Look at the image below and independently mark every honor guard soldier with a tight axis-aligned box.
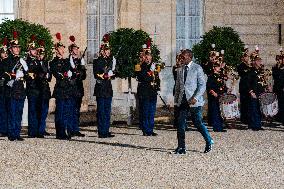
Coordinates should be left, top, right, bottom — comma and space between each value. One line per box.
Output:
245, 51, 265, 131
237, 45, 251, 124
68, 36, 86, 137
136, 39, 159, 136
207, 61, 227, 132
0, 37, 9, 137
36, 40, 52, 137
203, 44, 217, 75
272, 48, 284, 125
26, 35, 42, 138
93, 34, 115, 138
3, 31, 29, 141
50, 33, 75, 140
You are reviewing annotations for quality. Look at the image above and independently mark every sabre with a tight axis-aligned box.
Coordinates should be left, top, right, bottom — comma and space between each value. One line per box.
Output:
158, 93, 173, 116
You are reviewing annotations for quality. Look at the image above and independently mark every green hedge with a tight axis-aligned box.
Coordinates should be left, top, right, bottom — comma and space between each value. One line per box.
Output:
109, 28, 161, 79
192, 26, 244, 69
0, 19, 53, 60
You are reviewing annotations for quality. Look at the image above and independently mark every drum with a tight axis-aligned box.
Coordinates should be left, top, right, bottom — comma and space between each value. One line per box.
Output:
219, 93, 240, 120
259, 92, 278, 117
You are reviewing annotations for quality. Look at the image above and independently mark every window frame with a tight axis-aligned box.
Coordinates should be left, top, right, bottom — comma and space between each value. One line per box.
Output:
176, 0, 203, 52
86, 0, 117, 63
0, 0, 18, 23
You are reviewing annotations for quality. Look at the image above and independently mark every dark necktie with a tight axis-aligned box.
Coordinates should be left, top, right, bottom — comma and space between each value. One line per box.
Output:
184, 66, 188, 83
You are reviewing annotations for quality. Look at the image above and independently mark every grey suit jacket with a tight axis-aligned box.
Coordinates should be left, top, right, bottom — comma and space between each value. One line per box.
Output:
174, 62, 206, 107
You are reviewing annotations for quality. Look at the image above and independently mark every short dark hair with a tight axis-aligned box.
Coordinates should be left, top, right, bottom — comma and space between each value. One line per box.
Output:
182, 49, 193, 58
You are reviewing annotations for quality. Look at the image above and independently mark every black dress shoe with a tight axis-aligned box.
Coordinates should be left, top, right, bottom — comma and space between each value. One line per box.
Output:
8, 137, 16, 141
107, 133, 115, 138
0, 133, 7, 137
37, 134, 44, 138
185, 127, 190, 131
151, 132, 158, 136
252, 128, 264, 131
213, 129, 227, 132
16, 137, 24, 141
44, 131, 51, 136
98, 134, 108, 138
204, 143, 213, 153
28, 135, 37, 138
56, 135, 70, 140
74, 132, 85, 137
174, 147, 186, 154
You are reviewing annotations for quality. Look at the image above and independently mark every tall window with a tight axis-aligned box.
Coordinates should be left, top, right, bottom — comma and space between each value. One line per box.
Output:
87, 0, 116, 61
176, 0, 203, 51
0, 0, 16, 24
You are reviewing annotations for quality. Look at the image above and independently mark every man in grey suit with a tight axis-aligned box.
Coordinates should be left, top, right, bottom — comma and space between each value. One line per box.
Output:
174, 49, 214, 154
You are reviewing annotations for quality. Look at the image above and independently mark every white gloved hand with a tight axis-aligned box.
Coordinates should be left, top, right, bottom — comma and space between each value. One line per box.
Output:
46, 73, 50, 79
16, 70, 24, 79
112, 57, 116, 70
81, 58, 86, 66
70, 56, 76, 69
108, 70, 114, 77
67, 70, 73, 78
7, 80, 14, 87
20, 58, 28, 71
150, 63, 156, 71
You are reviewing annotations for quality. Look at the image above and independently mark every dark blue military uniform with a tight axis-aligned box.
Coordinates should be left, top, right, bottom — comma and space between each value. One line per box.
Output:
36, 58, 52, 136
26, 55, 41, 137
245, 67, 265, 130
237, 62, 251, 124
136, 62, 158, 136
206, 72, 227, 132
0, 56, 8, 136
93, 56, 114, 138
69, 56, 86, 135
272, 64, 284, 124
50, 56, 77, 139
3, 54, 28, 141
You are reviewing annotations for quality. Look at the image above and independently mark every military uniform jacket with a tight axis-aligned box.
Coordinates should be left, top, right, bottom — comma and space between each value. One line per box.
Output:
26, 55, 41, 97
37, 59, 52, 99
245, 67, 265, 96
2, 55, 28, 99
50, 56, 77, 99
272, 65, 284, 95
70, 56, 87, 97
136, 62, 157, 99
0, 58, 7, 96
206, 73, 227, 100
237, 62, 251, 94
93, 56, 113, 98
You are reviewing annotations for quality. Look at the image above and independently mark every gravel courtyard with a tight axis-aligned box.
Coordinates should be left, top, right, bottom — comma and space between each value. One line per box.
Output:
0, 121, 283, 189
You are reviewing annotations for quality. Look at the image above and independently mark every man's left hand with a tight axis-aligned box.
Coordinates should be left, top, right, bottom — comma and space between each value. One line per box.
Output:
189, 97, 197, 105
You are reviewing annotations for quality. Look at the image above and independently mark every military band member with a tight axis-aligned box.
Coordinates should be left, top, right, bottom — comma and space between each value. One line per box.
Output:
272, 48, 284, 125
68, 36, 86, 137
136, 42, 159, 136
203, 44, 217, 75
0, 38, 8, 137
26, 35, 41, 138
207, 62, 227, 132
50, 33, 75, 140
93, 35, 115, 138
237, 46, 251, 124
245, 53, 265, 131
36, 41, 52, 137
3, 31, 29, 141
